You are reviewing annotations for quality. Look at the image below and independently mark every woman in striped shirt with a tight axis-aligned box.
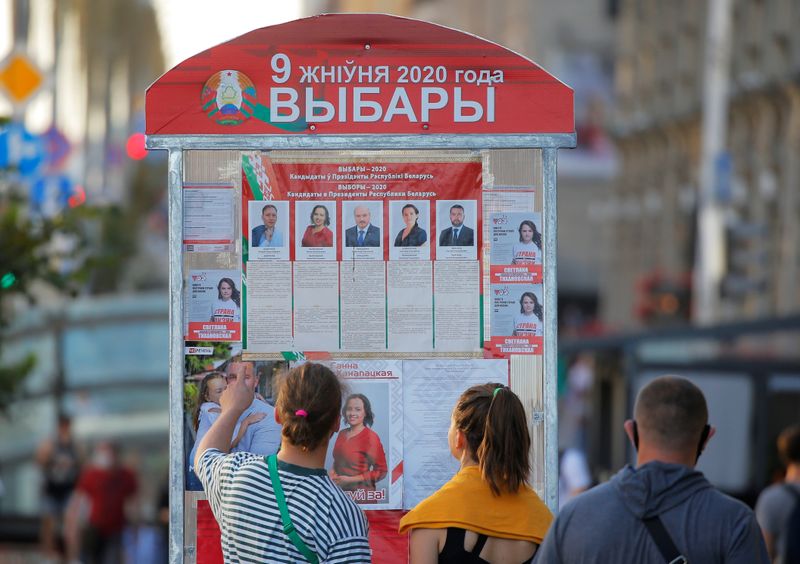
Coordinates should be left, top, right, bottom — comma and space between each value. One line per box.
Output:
195, 363, 371, 563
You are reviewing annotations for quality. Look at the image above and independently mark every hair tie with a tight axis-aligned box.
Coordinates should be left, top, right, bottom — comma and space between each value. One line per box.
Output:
295, 409, 308, 418
493, 386, 504, 399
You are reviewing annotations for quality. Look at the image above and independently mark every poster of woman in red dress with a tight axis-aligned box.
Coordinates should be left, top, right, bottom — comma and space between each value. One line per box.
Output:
330, 393, 388, 502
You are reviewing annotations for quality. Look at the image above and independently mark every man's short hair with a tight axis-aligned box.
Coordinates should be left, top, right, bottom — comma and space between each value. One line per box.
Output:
262, 204, 277, 214
634, 376, 708, 452
450, 204, 464, 213
777, 424, 800, 465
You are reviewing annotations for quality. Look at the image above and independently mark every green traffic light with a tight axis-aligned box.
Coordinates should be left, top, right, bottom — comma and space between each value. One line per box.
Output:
1, 272, 16, 289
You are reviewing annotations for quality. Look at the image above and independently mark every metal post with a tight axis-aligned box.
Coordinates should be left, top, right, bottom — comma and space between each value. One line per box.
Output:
694, 0, 733, 324
542, 147, 559, 512
167, 148, 185, 563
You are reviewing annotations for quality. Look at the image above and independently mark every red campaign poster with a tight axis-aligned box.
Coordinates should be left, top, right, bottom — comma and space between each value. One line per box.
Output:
196, 500, 224, 564
196, 500, 409, 563
367, 510, 409, 564
271, 159, 482, 263
485, 282, 544, 357
185, 269, 242, 342
485, 211, 544, 357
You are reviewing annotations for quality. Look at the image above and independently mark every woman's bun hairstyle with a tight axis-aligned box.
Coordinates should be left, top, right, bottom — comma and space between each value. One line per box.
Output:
275, 363, 343, 451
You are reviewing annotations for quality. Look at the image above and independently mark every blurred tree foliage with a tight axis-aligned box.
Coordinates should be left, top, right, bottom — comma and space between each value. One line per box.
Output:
0, 188, 137, 413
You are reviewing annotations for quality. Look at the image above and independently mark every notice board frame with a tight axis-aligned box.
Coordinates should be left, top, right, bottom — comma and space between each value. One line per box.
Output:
146, 14, 575, 563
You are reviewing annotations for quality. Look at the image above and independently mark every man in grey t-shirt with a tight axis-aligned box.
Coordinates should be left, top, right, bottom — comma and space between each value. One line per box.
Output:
756, 424, 800, 563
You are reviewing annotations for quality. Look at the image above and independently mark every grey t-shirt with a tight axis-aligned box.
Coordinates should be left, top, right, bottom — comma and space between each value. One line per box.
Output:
755, 482, 800, 563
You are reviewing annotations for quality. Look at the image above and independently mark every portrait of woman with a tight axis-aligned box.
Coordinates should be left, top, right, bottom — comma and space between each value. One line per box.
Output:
511, 220, 542, 264
330, 393, 388, 493
513, 291, 543, 336
209, 278, 241, 323
393, 203, 427, 247
301, 204, 334, 247
187, 371, 266, 490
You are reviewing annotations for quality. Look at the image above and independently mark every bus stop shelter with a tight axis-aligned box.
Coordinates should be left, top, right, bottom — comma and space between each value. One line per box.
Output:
145, 13, 574, 562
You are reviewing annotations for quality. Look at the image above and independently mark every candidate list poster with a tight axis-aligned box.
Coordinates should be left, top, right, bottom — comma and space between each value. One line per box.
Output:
242, 154, 483, 354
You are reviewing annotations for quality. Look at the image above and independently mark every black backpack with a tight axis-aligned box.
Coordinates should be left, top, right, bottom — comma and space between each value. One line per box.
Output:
784, 485, 800, 564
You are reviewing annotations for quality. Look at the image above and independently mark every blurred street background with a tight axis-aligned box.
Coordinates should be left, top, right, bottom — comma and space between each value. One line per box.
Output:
1, 0, 799, 561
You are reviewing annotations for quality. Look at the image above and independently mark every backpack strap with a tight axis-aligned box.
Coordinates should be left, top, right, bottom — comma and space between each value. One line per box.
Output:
642, 515, 688, 564
266, 455, 320, 564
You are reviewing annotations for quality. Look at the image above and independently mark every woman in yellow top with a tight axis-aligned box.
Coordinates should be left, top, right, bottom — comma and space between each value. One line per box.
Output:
399, 383, 553, 563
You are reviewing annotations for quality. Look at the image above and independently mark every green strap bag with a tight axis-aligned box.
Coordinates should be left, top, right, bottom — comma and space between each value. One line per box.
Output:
265, 454, 320, 564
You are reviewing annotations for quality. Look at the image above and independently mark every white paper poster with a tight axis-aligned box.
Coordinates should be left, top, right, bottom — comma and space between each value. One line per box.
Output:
293, 261, 339, 351
245, 261, 293, 352
402, 359, 508, 509
183, 185, 235, 253
387, 261, 433, 351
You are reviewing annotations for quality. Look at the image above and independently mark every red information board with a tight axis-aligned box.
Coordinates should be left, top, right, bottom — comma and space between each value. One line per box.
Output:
146, 14, 572, 136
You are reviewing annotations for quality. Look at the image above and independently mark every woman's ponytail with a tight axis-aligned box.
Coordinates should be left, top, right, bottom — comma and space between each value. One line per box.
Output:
454, 383, 531, 495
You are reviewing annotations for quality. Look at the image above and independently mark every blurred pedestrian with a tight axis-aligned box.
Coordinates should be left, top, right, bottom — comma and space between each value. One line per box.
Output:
36, 414, 82, 561
67, 441, 138, 564
558, 447, 592, 511
536, 375, 768, 563
755, 424, 800, 563
194, 362, 371, 562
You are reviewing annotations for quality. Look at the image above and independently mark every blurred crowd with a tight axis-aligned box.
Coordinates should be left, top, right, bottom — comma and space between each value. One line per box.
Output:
33, 416, 168, 564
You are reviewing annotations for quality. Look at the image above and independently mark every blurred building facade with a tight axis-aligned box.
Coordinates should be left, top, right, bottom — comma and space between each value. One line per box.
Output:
2, 0, 170, 291
0, 0, 170, 538
304, 0, 620, 334
607, 0, 800, 329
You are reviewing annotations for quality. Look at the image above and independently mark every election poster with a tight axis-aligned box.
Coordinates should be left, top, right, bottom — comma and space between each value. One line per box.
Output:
246, 200, 290, 260
488, 211, 543, 284
185, 270, 242, 342
324, 360, 403, 510
402, 358, 508, 508
435, 199, 478, 261
151, 12, 572, 563
487, 284, 543, 356
387, 200, 430, 261
241, 153, 483, 355
183, 184, 235, 253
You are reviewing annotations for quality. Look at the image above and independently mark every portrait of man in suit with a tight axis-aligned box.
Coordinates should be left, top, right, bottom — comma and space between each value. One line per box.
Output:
438, 204, 474, 246
251, 204, 283, 247
345, 205, 381, 247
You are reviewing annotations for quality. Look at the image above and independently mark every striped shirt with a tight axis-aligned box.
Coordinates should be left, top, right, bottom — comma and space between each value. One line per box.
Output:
197, 448, 371, 563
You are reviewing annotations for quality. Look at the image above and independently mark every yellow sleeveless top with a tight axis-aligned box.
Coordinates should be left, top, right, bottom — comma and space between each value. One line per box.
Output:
398, 466, 553, 543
